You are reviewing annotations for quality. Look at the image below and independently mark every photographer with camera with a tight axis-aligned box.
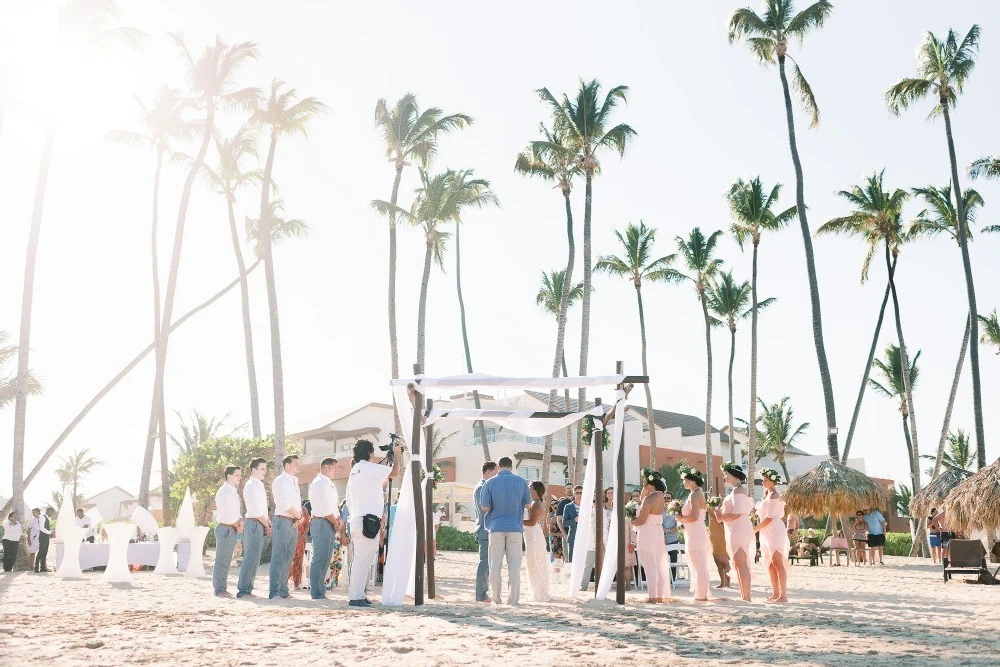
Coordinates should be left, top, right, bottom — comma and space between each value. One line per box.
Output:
344, 437, 402, 607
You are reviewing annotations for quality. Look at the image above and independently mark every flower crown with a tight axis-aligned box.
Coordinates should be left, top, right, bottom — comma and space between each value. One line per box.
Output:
678, 463, 703, 481
721, 461, 743, 476
640, 467, 664, 485
759, 467, 782, 484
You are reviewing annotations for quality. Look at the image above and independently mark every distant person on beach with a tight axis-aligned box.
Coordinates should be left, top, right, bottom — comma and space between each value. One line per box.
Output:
785, 511, 800, 541
862, 508, 887, 565
213, 465, 243, 598
270, 455, 303, 599
662, 492, 680, 581
928, 509, 954, 561
308, 457, 342, 601
561, 485, 583, 563
631, 469, 671, 603
523, 480, 552, 602
345, 439, 402, 607
473, 461, 498, 603
27, 508, 42, 571
75, 509, 94, 543
35, 507, 53, 573
2, 512, 22, 572
716, 463, 754, 602
480, 456, 531, 605
708, 510, 731, 588
555, 485, 573, 559
237, 458, 270, 599
928, 508, 942, 564
678, 468, 711, 602
852, 512, 868, 564
289, 499, 312, 591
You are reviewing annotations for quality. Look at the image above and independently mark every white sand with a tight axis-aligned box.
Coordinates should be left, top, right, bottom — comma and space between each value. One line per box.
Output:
0, 551, 996, 666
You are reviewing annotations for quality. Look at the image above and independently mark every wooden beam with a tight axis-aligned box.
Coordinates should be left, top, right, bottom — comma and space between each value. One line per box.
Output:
616, 361, 627, 605
593, 397, 603, 597
425, 398, 436, 599
410, 364, 426, 606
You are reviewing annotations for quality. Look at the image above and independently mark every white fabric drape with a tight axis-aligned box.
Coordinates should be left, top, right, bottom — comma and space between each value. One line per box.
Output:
424, 407, 604, 438
390, 373, 626, 392
568, 423, 600, 598
595, 393, 627, 600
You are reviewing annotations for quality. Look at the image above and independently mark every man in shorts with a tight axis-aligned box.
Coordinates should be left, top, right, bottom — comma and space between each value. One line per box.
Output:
863, 508, 887, 565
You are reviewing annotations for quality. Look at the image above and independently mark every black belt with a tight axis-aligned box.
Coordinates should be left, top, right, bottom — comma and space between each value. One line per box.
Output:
276, 516, 294, 522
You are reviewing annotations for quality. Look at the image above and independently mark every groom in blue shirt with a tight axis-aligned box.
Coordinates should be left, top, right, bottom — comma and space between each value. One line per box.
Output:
480, 457, 531, 605
472, 461, 498, 603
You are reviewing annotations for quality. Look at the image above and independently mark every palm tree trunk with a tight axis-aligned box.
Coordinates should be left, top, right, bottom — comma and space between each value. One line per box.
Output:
546, 189, 576, 486
901, 412, 916, 492
388, 164, 404, 437
942, 104, 985, 469
700, 288, 714, 494
576, 173, 593, 460
748, 240, 759, 497
777, 55, 838, 460
842, 266, 894, 463
933, 313, 970, 478
1, 261, 261, 519
143, 106, 216, 506
727, 324, 736, 464
777, 456, 790, 487
885, 244, 920, 496
11, 128, 55, 522
258, 131, 285, 469
416, 235, 433, 371
635, 284, 658, 468
226, 195, 261, 438
454, 221, 490, 461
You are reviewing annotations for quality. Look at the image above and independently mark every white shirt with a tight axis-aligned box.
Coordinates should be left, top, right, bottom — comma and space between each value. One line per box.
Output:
433, 509, 443, 527
39, 515, 52, 535
215, 482, 243, 525
309, 473, 340, 519
29, 517, 41, 539
243, 476, 269, 520
76, 515, 93, 539
345, 460, 392, 523
2, 520, 22, 541
272, 471, 301, 518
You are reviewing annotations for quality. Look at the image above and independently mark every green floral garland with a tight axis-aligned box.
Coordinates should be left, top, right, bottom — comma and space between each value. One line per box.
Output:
581, 416, 611, 451
419, 463, 446, 489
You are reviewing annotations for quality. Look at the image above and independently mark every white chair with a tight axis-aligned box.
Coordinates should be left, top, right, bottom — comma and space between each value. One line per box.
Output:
183, 526, 210, 578
153, 527, 179, 574
667, 544, 689, 586
102, 522, 135, 583
55, 527, 88, 579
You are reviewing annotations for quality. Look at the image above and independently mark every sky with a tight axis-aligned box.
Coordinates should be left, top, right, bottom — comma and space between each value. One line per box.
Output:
1, 0, 999, 508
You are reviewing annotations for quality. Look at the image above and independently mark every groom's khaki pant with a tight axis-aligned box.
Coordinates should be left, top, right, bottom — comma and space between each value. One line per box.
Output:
488, 531, 523, 604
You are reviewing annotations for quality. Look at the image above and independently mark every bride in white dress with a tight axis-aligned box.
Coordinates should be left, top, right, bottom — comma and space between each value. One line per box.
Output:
523, 480, 552, 602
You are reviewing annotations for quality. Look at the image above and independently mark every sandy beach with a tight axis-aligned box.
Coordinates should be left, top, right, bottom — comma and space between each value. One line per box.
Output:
0, 550, 996, 666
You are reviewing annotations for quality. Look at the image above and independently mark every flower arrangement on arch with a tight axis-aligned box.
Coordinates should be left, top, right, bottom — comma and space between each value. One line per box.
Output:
581, 415, 611, 451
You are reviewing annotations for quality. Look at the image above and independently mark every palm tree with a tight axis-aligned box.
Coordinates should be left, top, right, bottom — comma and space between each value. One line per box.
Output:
870, 344, 922, 494
449, 169, 500, 462
200, 123, 265, 438
979, 310, 1000, 351
922, 428, 976, 474
909, 183, 984, 478
707, 271, 775, 464
374, 95, 471, 434
536, 270, 584, 484
726, 176, 795, 491
251, 79, 326, 469
516, 122, 583, 483
537, 80, 636, 436
677, 228, 724, 493
969, 156, 1000, 180
140, 35, 259, 513
597, 221, 682, 469
818, 171, 920, 492
11, 0, 144, 522
729, 0, 839, 459
56, 448, 103, 509
743, 396, 809, 484
1, 332, 41, 410
887, 25, 986, 469
169, 409, 230, 455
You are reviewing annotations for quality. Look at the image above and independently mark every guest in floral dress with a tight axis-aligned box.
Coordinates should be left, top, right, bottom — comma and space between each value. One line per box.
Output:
289, 500, 312, 590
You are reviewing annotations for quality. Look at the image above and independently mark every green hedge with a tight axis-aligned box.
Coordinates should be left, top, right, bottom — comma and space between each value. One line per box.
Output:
883, 532, 912, 556
437, 526, 479, 552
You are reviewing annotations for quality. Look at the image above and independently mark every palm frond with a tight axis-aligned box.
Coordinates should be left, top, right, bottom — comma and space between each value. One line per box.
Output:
788, 56, 819, 128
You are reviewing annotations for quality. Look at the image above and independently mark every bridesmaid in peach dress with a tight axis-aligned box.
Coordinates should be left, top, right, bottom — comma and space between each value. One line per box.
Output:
714, 462, 754, 601
630, 469, 673, 603
755, 468, 790, 603
677, 467, 711, 601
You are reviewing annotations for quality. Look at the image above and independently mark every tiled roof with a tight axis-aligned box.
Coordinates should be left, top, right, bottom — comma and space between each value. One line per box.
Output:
629, 406, 730, 443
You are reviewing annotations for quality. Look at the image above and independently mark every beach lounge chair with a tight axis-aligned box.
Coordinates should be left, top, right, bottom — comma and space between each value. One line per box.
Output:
943, 539, 988, 582
818, 536, 850, 566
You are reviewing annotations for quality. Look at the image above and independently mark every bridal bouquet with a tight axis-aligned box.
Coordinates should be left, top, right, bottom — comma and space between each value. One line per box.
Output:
666, 500, 683, 516
706, 496, 723, 509
624, 500, 639, 520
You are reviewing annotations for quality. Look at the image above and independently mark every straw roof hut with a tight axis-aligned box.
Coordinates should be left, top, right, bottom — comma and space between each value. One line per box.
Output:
908, 466, 972, 518
783, 458, 885, 518
946, 457, 1000, 534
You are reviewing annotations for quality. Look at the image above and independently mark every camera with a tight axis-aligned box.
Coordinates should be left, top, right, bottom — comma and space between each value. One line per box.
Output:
379, 433, 403, 452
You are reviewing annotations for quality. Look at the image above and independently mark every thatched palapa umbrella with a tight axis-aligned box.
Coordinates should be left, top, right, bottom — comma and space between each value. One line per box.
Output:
946, 458, 1000, 534
909, 466, 972, 519
783, 458, 886, 518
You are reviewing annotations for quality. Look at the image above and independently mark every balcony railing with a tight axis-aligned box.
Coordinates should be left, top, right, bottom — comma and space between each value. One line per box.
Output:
464, 432, 567, 448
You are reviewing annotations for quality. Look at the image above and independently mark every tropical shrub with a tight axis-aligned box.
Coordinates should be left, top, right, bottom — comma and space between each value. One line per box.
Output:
436, 526, 478, 552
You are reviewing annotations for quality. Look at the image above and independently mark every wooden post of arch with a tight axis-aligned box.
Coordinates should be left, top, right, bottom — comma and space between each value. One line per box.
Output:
593, 397, 604, 594
616, 360, 627, 605
409, 364, 426, 606
425, 398, 436, 598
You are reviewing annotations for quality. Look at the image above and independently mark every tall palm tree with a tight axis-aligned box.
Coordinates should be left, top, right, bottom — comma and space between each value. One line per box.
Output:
251, 79, 326, 469
909, 183, 984, 477
0, 332, 41, 410
596, 221, 682, 469
818, 171, 920, 491
744, 396, 809, 484
707, 271, 775, 463
729, 0, 840, 459
12, 0, 144, 521
536, 270, 584, 484
200, 123, 265, 438
448, 169, 500, 462
56, 448, 103, 510
169, 409, 230, 455
870, 344, 922, 494
922, 428, 976, 474
141, 35, 259, 513
677, 228, 724, 493
726, 176, 795, 491
516, 122, 583, 483
887, 25, 986, 469
537, 80, 636, 436
374, 95, 471, 434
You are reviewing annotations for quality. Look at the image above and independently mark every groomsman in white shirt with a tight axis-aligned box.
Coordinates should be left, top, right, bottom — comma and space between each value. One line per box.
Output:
75, 509, 94, 543
308, 457, 343, 600
237, 457, 270, 599
213, 465, 243, 597
269, 454, 302, 599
